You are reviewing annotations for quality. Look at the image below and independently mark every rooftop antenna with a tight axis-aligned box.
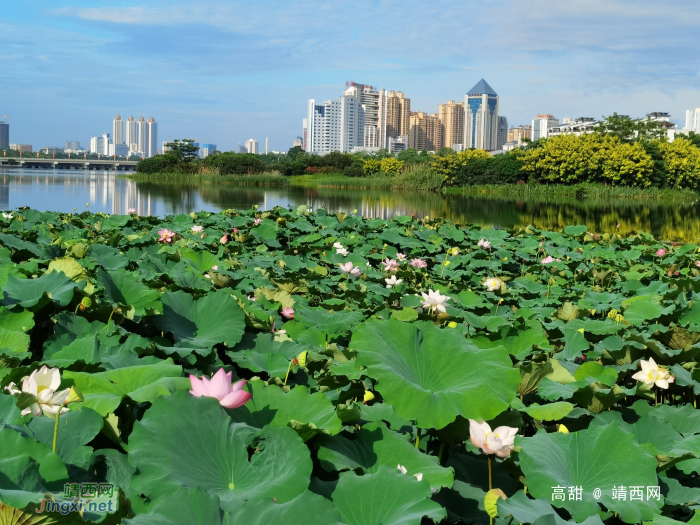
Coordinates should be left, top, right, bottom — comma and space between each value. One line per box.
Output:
3, 116, 8, 123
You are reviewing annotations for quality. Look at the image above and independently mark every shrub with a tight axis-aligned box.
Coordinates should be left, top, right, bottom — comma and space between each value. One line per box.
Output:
136, 153, 181, 174
343, 162, 364, 178
660, 138, 700, 191
380, 157, 404, 175
206, 153, 265, 175
363, 159, 381, 176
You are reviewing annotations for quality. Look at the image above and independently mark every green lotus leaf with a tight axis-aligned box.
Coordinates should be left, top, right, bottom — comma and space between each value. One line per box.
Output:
519, 401, 574, 421
228, 380, 342, 441
153, 290, 245, 348
98, 268, 161, 318
89, 244, 129, 270
331, 465, 445, 525
0, 306, 35, 333
235, 490, 345, 524
644, 404, 700, 435
129, 391, 312, 512
317, 421, 454, 490
564, 225, 587, 236
27, 407, 103, 471
352, 319, 520, 429
0, 327, 31, 357
0, 233, 43, 257
294, 305, 364, 334
61, 371, 123, 416
226, 332, 302, 378
624, 300, 667, 326
47, 257, 87, 283
0, 428, 69, 508
518, 422, 663, 523
123, 487, 223, 525
499, 490, 605, 525
1, 271, 85, 309
180, 249, 222, 273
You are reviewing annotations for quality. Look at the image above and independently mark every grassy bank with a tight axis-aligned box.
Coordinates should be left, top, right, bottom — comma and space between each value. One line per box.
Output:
128, 171, 699, 200
449, 183, 698, 200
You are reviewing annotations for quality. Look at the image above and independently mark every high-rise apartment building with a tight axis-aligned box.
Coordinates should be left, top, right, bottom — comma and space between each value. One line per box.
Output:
137, 117, 148, 155
65, 141, 81, 150
89, 133, 111, 155
0, 117, 8, 150
686, 109, 700, 132
507, 125, 532, 143
200, 144, 217, 158
305, 95, 365, 154
147, 117, 158, 157
531, 114, 559, 141
126, 116, 137, 149
464, 79, 499, 151
293, 137, 303, 148
386, 91, 411, 143
245, 139, 259, 154
113, 115, 124, 145
408, 112, 442, 151
438, 101, 464, 150
344, 82, 387, 148
497, 116, 509, 150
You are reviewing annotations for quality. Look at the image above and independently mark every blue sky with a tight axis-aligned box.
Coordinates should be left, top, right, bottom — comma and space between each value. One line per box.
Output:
2, 0, 700, 152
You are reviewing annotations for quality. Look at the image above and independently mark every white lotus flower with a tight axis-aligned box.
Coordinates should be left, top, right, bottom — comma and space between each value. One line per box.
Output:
478, 239, 491, 249
485, 278, 500, 291
1, 213, 13, 220
397, 464, 423, 481
191, 225, 203, 233
336, 247, 349, 256
385, 275, 404, 289
127, 208, 137, 214
469, 419, 518, 458
4, 365, 70, 418
632, 357, 675, 389
420, 289, 450, 314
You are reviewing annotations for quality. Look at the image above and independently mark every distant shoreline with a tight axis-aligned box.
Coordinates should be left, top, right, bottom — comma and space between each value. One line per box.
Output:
125, 172, 698, 200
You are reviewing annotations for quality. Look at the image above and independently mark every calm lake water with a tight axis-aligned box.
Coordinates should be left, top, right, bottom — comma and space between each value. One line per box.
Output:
1, 167, 699, 242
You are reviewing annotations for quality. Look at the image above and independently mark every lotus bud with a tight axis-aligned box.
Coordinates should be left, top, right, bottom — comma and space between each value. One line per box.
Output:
65, 386, 84, 405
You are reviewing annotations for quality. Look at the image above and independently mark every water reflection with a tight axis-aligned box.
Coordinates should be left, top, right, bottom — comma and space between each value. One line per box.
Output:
1, 168, 700, 242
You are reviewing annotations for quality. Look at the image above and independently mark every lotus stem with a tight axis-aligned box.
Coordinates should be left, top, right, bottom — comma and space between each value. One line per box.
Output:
488, 455, 493, 525
283, 360, 293, 386
52, 410, 61, 452
438, 442, 445, 464
415, 428, 421, 449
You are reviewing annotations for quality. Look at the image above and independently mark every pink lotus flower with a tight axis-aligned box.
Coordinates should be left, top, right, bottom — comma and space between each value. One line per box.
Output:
281, 307, 295, 319
410, 258, 427, 269
381, 258, 400, 272
656, 248, 666, 257
127, 208, 137, 214
233, 227, 239, 234
339, 262, 361, 277
541, 256, 554, 264
220, 234, 228, 244
189, 369, 251, 409
696, 261, 700, 268
478, 239, 491, 249
254, 218, 262, 225
469, 419, 518, 458
616, 223, 621, 228
158, 228, 174, 243
211, 265, 218, 271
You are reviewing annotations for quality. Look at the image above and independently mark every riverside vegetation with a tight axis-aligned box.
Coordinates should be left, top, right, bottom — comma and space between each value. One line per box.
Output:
3, 207, 700, 523
135, 120, 700, 196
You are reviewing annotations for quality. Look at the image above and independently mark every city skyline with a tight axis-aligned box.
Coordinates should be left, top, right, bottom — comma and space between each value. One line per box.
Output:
2, 1, 700, 152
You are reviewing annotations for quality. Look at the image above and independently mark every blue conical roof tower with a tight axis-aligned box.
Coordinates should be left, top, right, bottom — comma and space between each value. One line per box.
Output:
467, 79, 497, 96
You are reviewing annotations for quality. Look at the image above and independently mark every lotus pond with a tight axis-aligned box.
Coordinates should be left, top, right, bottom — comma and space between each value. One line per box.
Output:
2, 207, 700, 524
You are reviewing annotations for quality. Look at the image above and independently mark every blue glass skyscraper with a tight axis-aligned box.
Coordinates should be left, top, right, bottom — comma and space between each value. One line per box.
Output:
464, 79, 499, 151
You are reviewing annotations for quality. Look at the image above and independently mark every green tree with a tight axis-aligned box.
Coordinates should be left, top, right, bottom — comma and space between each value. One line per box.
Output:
287, 145, 303, 160
595, 113, 638, 143
684, 131, 700, 148
165, 139, 200, 162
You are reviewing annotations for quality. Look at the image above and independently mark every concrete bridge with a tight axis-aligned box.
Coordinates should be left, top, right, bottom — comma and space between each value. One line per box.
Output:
0, 158, 138, 172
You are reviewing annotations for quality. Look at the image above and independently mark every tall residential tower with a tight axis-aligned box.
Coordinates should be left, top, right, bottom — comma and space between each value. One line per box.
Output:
126, 116, 137, 151
438, 101, 464, 150
386, 91, 411, 143
147, 117, 158, 157
112, 115, 124, 145
464, 79, 499, 151
344, 82, 387, 148
137, 117, 148, 155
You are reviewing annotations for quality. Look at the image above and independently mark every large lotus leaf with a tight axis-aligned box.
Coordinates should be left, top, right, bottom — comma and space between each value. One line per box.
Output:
89, 244, 129, 270
0, 307, 34, 333
123, 487, 223, 525
330, 465, 446, 525
589, 412, 682, 458
0, 327, 31, 357
235, 490, 345, 525
27, 407, 103, 471
644, 404, 700, 435
226, 332, 302, 378
624, 300, 667, 326
98, 268, 161, 318
518, 422, 663, 523
317, 421, 454, 490
47, 257, 88, 283
129, 391, 312, 512
228, 381, 342, 441
351, 319, 520, 429
1, 271, 85, 308
0, 233, 43, 257
180, 250, 222, 273
294, 305, 364, 334
499, 490, 605, 525
153, 290, 245, 348
63, 359, 189, 415
0, 428, 69, 507
517, 401, 574, 421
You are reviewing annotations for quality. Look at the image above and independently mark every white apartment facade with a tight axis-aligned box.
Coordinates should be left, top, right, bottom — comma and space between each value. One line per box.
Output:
685, 109, 700, 133
531, 114, 559, 141
305, 94, 365, 155
245, 139, 259, 154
